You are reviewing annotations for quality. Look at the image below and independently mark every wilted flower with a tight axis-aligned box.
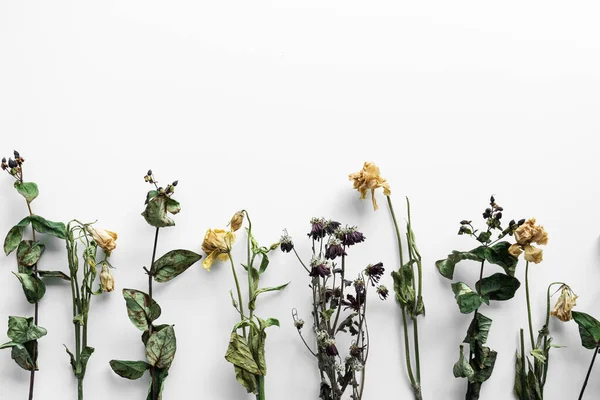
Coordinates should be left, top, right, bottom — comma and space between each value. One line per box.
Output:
377, 285, 389, 300
510, 218, 548, 264
309, 258, 331, 278
551, 285, 578, 322
348, 162, 391, 211
201, 228, 236, 271
365, 262, 385, 285
280, 232, 294, 253
294, 318, 305, 330
337, 226, 366, 247
88, 226, 118, 253
100, 264, 115, 292
308, 217, 326, 240
324, 220, 341, 235
229, 211, 244, 232
325, 237, 346, 260
324, 338, 339, 356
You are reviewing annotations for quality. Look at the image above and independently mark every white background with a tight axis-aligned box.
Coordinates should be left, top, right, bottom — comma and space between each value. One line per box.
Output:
1, 1, 600, 399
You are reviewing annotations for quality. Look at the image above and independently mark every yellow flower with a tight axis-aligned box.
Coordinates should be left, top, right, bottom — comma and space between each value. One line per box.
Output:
229, 211, 244, 232
100, 264, 115, 292
88, 227, 118, 253
348, 162, 391, 211
201, 228, 236, 271
551, 285, 578, 322
524, 244, 543, 264
508, 244, 523, 258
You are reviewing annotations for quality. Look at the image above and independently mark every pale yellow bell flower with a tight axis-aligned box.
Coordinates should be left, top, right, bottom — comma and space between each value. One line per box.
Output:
201, 228, 236, 271
348, 162, 391, 211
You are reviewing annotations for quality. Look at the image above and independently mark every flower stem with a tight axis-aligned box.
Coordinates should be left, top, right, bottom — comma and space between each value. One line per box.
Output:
520, 329, 527, 400
26, 201, 37, 400
256, 375, 266, 400
401, 307, 416, 387
229, 256, 246, 337
579, 347, 599, 400
148, 227, 160, 400
525, 261, 535, 350
387, 196, 404, 266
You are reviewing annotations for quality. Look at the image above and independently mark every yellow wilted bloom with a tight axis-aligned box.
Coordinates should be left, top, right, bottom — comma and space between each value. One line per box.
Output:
202, 228, 236, 271
229, 211, 244, 232
88, 226, 118, 253
100, 264, 115, 292
524, 244, 543, 264
551, 285, 578, 322
348, 162, 391, 211
510, 218, 548, 264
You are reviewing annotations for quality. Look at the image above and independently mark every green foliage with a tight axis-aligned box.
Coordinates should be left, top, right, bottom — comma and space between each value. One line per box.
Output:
109, 360, 150, 380
16, 240, 45, 267
0, 316, 47, 371
14, 181, 38, 203
13, 273, 46, 303
572, 311, 600, 350
436, 241, 518, 280
29, 215, 67, 239
151, 249, 202, 283
37, 270, 70, 281
142, 193, 180, 228
452, 282, 483, 314
145, 326, 176, 369
4, 217, 30, 255
123, 289, 162, 332
477, 273, 521, 301
65, 345, 95, 379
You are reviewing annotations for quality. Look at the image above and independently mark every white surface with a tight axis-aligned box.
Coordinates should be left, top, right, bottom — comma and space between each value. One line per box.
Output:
1, 1, 600, 399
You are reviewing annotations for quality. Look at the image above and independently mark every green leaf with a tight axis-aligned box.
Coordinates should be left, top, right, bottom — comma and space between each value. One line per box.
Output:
453, 345, 474, 379
471, 344, 497, 383
14, 181, 39, 203
110, 360, 150, 380
76, 346, 95, 379
142, 194, 178, 228
477, 273, 521, 301
151, 249, 202, 283
225, 332, 262, 376
250, 282, 289, 311
435, 241, 519, 280
30, 215, 67, 239
16, 240, 45, 267
234, 365, 258, 395
259, 254, 270, 274
4, 217, 30, 255
572, 311, 600, 350
123, 289, 162, 331
38, 270, 70, 281
146, 367, 169, 400
11, 344, 35, 371
464, 312, 493, 346
142, 324, 170, 346
0, 341, 20, 350
530, 348, 546, 364
7, 316, 47, 343
13, 273, 46, 303
451, 282, 482, 314
145, 325, 176, 369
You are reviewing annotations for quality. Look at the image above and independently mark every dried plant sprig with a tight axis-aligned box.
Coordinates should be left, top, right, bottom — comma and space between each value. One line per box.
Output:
286, 218, 386, 400
436, 196, 522, 400
349, 162, 424, 400
64, 220, 117, 400
202, 210, 288, 400
109, 171, 202, 400
1, 150, 68, 400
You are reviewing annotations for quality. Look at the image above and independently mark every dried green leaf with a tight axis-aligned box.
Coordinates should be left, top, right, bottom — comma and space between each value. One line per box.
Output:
16, 240, 45, 267
14, 181, 38, 203
225, 332, 261, 376
123, 289, 162, 331
142, 194, 177, 228
572, 311, 600, 350
13, 273, 46, 303
453, 345, 474, 379
145, 325, 176, 369
151, 249, 202, 283
451, 282, 482, 314
38, 270, 70, 281
30, 215, 67, 239
4, 217, 30, 255
477, 273, 521, 301
7, 316, 47, 343
110, 360, 150, 380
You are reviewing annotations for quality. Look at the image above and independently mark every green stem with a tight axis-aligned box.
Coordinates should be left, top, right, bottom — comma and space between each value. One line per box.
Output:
401, 307, 417, 387
413, 317, 421, 384
78, 378, 83, 400
148, 227, 160, 400
520, 329, 527, 400
387, 196, 404, 266
525, 262, 535, 350
579, 347, 599, 400
229, 256, 246, 337
256, 375, 265, 400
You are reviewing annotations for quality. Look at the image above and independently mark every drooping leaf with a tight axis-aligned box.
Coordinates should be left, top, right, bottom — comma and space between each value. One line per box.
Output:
16, 240, 45, 267
13, 273, 46, 303
464, 312, 493, 346
530, 348, 546, 364
77, 346, 95, 379
249, 283, 289, 310
259, 254, 269, 274
477, 273, 521, 301
38, 270, 70, 281
30, 215, 67, 239
145, 325, 176, 369
165, 198, 180, 214
110, 360, 150, 380
453, 345, 474, 379
142, 194, 178, 228
4, 217, 30, 255
225, 332, 261, 376
151, 249, 202, 283
436, 251, 483, 280
470, 344, 497, 383
11, 344, 35, 371
572, 311, 600, 350
471, 241, 519, 276
14, 181, 39, 203
234, 365, 258, 394
451, 282, 482, 314
123, 289, 162, 331
146, 366, 169, 400
7, 316, 47, 343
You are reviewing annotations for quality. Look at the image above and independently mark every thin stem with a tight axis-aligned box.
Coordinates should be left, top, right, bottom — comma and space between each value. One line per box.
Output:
579, 348, 599, 400
413, 317, 421, 384
541, 282, 565, 387
331, 252, 346, 332
525, 261, 535, 350
229, 256, 246, 337
387, 196, 404, 267
520, 329, 527, 400
401, 307, 417, 387
148, 227, 160, 400
26, 201, 37, 400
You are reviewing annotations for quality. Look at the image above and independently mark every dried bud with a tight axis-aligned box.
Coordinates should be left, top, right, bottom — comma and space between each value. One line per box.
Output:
88, 226, 118, 253
551, 285, 577, 322
13, 150, 20, 158
172, 180, 178, 186
294, 319, 305, 330
100, 264, 115, 292
8, 158, 17, 169
147, 169, 152, 176
229, 211, 244, 232
460, 220, 471, 225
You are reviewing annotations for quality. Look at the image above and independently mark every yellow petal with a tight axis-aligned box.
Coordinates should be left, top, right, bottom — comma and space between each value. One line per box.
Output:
202, 251, 218, 271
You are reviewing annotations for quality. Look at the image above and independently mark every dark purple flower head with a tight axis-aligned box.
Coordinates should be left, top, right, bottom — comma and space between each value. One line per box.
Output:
324, 220, 341, 235
8, 158, 17, 169
325, 343, 339, 357
353, 278, 366, 294
337, 226, 365, 247
350, 344, 365, 358
377, 285, 389, 300
309, 258, 331, 278
308, 217, 326, 240
365, 262, 385, 285
325, 238, 346, 260
279, 232, 294, 253
342, 292, 366, 311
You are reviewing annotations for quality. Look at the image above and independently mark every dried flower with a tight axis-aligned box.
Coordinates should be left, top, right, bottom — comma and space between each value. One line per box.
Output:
308, 217, 326, 240
100, 264, 115, 292
365, 262, 385, 285
337, 226, 366, 247
551, 285, 578, 322
229, 211, 244, 232
377, 285, 389, 300
508, 243, 523, 258
325, 220, 341, 235
325, 237, 346, 260
309, 258, 331, 278
524, 244, 543, 264
201, 228, 236, 271
280, 233, 294, 253
88, 227, 118, 253
510, 218, 548, 264
348, 162, 391, 211
294, 319, 305, 330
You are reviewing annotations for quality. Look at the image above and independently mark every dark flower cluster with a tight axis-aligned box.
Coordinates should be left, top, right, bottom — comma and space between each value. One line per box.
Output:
458, 195, 524, 244
144, 169, 178, 196
1, 150, 25, 180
